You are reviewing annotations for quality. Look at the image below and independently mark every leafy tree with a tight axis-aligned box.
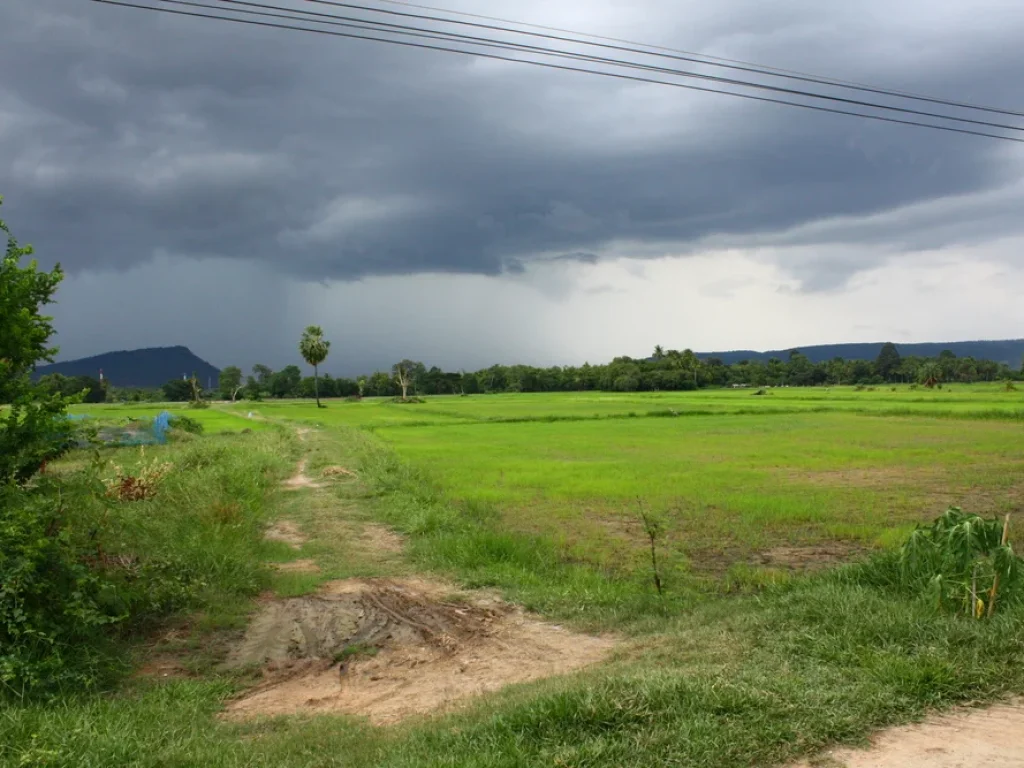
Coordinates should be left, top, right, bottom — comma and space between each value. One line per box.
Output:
161, 378, 192, 402
252, 364, 273, 387
366, 370, 395, 397
245, 364, 274, 401
918, 361, 942, 388
270, 365, 302, 398
0, 197, 74, 484
299, 325, 331, 408
875, 342, 901, 382
219, 365, 243, 401
37, 374, 104, 404
652, 345, 665, 361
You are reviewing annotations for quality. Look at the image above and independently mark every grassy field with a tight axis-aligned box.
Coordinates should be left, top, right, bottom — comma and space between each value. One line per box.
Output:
225, 385, 1024, 584
68, 403, 270, 433
4, 386, 1024, 767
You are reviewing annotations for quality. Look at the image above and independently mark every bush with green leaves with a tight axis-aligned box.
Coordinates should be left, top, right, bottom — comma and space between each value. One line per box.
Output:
0, 197, 75, 484
170, 414, 205, 435
0, 478, 121, 695
899, 507, 1018, 617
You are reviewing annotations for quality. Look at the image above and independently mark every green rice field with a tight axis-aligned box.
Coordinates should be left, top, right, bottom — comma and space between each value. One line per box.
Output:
218, 384, 1024, 580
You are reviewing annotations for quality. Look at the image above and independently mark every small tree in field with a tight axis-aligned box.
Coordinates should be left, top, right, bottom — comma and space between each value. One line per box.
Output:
392, 360, 416, 401
299, 326, 330, 408
219, 365, 243, 401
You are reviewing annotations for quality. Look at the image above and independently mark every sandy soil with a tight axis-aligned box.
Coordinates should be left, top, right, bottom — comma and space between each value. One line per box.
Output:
282, 458, 323, 490
794, 700, 1024, 767
221, 578, 616, 725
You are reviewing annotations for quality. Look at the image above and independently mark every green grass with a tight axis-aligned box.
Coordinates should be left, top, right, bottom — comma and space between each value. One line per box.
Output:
5, 563, 1024, 767
222, 384, 1024, 429
68, 403, 271, 433
4, 387, 1024, 767
367, 411, 1023, 577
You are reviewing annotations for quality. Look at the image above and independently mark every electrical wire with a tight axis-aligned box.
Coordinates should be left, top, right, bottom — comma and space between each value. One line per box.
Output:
297, 0, 1024, 119
368, 0, 1024, 118
89, 0, 1024, 143
197, 0, 1024, 134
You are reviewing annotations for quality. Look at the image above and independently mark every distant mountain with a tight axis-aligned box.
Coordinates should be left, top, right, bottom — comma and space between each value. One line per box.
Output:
33, 346, 220, 389
699, 340, 1024, 367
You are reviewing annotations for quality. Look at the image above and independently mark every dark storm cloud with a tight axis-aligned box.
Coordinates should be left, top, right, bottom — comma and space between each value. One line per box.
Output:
2, 0, 1023, 289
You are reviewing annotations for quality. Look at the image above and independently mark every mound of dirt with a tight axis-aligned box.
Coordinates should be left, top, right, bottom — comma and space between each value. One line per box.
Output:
222, 579, 615, 724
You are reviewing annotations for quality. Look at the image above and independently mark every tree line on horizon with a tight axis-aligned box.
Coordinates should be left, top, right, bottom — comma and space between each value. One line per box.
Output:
70, 341, 1024, 404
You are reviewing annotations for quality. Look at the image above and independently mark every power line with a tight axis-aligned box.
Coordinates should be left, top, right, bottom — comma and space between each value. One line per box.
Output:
296, 0, 1024, 119
89, 0, 1024, 143
201, 0, 1024, 134
369, 0, 1024, 118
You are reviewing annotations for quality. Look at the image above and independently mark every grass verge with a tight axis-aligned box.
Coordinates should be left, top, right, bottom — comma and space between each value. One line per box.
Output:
3, 423, 1024, 767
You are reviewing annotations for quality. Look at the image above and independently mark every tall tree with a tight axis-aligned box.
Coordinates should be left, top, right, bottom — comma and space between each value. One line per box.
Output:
0, 197, 72, 483
299, 325, 331, 408
219, 365, 243, 401
918, 361, 941, 388
270, 365, 302, 399
392, 360, 417, 401
875, 342, 901, 382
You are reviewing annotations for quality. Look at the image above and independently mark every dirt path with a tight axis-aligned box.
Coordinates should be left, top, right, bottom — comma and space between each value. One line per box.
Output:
244, 425, 617, 724
796, 700, 1024, 767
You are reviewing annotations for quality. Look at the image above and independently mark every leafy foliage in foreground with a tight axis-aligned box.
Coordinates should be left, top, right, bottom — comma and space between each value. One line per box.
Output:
899, 507, 1018, 617
0, 196, 75, 485
0, 432, 293, 698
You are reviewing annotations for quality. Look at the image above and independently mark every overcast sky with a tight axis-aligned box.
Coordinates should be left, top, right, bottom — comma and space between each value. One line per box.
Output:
2, 0, 1023, 375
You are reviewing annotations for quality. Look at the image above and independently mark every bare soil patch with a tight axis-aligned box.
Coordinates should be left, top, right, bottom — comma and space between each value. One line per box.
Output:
282, 458, 323, 490
690, 542, 866, 576
136, 657, 191, 680
788, 467, 938, 489
356, 523, 405, 555
264, 521, 308, 549
221, 578, 616, 725
272, 559, 321, 574
926, 482, 1024, 516
754, 543, 867, 571
794, 700, 1024, 767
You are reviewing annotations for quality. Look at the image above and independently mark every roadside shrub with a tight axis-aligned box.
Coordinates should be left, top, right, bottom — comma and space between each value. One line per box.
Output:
169, 414, 204, 435
0, 431, 293, 698
900, 508, 1018, 617
390, 396, 426, 404
851, 508, 1020, 619
0, 479, 123, 695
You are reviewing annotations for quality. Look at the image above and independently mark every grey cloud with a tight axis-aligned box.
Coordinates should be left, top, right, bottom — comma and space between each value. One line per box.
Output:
3, 0, 1024, 297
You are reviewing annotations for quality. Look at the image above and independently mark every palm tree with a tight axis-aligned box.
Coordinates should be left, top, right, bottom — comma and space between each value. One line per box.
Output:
918, 361, 941, 389
652, 345, 665, 361
299, 326, 331, 408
